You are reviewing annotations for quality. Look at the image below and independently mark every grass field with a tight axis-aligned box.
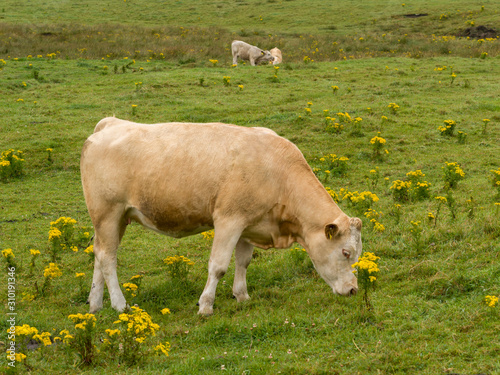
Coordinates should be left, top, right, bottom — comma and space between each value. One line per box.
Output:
1, 0, 499, 374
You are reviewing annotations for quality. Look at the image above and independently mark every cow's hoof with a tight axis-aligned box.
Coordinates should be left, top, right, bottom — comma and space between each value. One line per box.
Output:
197, 305, 214, 316
233, 293, 251, 303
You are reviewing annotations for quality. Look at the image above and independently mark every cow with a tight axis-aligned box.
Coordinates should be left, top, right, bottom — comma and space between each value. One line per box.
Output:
231, 40, 274, 66
81, 117, 363, 316
270, 47, 282, 65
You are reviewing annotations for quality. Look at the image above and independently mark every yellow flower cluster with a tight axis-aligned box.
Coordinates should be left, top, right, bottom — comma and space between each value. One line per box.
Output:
352, 252, 380, 282
2, 248, 14, 258
33, 331, 52, 346
485, 295, 498, 308
48, 227, 62, 240
113, 306, 160, 339
370, 135, 386, 145
371, 220, 385, 233
105, 328, 121, 337
490, 168, 500, 188
161, 308, 171, 315
68, 313, 97, 330
438, 119, 456, 135
201, 230, 214, 240
444, 162, 465, 177
163, 255, 195, 266
391, 180, 411, 190
1, 149, 24, 160
406, 170, 425, 179
435, 196, 447, 204
364, 208, 381, 220
340, 189, 379, 204
84, 245, 94, 254
325, 187, 340, 203
56, 329, 73, 344
50, 216, 77, 228
155, 342, 171, 357
388, 103, 399, 113
130, 274, 143, 282
11, 324, 38, 338
410, 220, 422, 233
123, 282, 138, 297
0, 149, 24, 179
44, 263, 62, 279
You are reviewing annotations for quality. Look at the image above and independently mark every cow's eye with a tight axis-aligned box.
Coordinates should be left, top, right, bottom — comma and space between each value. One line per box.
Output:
342, 249, 350, 259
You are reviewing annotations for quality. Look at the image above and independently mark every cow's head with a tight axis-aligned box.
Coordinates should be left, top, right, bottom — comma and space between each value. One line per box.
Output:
306, 216, 362, 296
258, 50, 274, 64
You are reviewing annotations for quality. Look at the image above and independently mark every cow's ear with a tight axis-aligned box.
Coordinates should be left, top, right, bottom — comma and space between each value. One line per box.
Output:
325, 223, 339, 240
261, 51, 265, 55
350, 217, 362, 230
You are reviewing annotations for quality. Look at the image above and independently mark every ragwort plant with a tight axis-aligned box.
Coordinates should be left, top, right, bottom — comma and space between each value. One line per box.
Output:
67, 313, 97, 365
391, 170, 431, 203
352, 252, 380, 312
48, 217, 91, 261
491, 167, 500, 199
163, 255, 195, 280
6, 324, 40, 370
370, 133, 388, 160
2, 248, 16, 271
314, 154, 349, 181
443, 162, 465, 189
339, 188, 379, 214
110, 306, 162, 366
41, 263, 62, 296
438, 119, 456, 136
0, 149, 24, 180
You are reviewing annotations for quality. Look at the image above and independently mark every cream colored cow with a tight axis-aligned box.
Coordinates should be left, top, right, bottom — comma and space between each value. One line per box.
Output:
270, 47, 282, 65
231, 40, 274, 66
81, 117, 363, 315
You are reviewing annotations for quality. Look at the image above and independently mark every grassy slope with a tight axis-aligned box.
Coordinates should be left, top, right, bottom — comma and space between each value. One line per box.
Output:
1, 0, 499, 374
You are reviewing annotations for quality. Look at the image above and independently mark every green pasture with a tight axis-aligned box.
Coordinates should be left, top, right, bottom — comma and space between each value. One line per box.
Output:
1, 0, 499, 374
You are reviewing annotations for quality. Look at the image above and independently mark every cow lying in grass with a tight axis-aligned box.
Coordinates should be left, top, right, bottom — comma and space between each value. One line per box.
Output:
270, 47, 282, 65
81, 117, 363, 315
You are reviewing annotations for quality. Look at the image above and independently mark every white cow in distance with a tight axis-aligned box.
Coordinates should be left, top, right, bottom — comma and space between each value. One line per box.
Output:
81, 117, 363, 316
231, 40, 274, 66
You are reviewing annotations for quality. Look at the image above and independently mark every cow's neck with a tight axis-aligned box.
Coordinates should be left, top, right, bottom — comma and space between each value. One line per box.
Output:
284, 167, 344, 244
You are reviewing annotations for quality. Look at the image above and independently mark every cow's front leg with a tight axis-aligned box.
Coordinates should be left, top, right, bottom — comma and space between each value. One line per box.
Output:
88, 256, 105, 313
89, 212, 128, 313
198, 221, 243, 316
233, 238, 253, 302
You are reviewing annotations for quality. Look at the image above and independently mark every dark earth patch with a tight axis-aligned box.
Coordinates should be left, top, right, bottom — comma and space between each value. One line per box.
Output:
458, 25, 499, 39
403, 13, 429, 18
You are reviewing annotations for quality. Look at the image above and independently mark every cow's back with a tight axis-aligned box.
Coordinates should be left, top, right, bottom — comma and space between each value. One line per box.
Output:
81, 119, 309, 236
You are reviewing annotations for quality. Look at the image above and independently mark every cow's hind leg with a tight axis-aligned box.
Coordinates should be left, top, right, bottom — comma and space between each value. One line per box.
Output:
198, 219, 244, 316
233, 238, 253, 302
88, 208, 128, 313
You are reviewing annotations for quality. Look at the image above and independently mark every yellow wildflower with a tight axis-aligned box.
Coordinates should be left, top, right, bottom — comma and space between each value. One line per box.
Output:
43, 263, 62, 279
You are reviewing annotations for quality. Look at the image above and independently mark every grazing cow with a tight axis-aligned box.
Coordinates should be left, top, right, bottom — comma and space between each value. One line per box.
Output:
270, 47, 282, 65
231, 40, 274, 66
81, 117, 363, 316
